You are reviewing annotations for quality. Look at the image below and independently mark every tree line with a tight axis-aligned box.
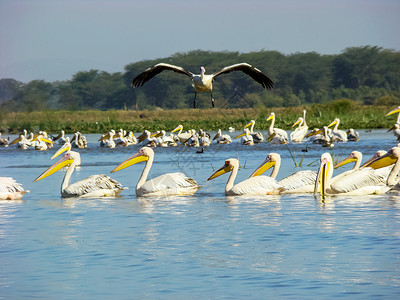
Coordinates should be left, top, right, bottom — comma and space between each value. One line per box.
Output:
0, 45, 399, 112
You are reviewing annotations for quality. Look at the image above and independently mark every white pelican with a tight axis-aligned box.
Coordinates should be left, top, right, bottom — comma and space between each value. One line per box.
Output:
0, 177, 29, 200
366, 147, 400, 190
346, 129, 359, 141
234, 128, 254, 145
53, 130, 68, 145
290, 110, 308, 143
360, 150, 387, 168
199, 129, 211, 146
171, 125, 194, 145
111, 147, 201, 197
34, 151, 125, 198
250, 153, 317, 193
154, 130, 177, 147
207, 158, 282, 196
327, 118, 347, 142
105, 131, 116, 148
306, 126, 334, 147
243, 120, 264, 143
71, 132, 87, 148
266, 112, 288, 144
314, 153, 389, 198
386, 106, 400, 140
51, 138, 81, 166
131, 63, 274, 108
34, 134, 53, 151
213, 129, 232, 144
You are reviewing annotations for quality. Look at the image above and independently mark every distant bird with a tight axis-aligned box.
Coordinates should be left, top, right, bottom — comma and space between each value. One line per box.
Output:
131, 63, 274, 108
266, 112, 288, 144
327, 118, 347, 142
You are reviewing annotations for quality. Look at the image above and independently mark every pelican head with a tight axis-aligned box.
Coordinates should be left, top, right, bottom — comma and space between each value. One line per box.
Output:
207, 159, 237, 181
314, 152, 333, 198
292, 117, 303, 127
234, 127, 250, 139
266, 112, 275, 122
244, 120, 255, 129
364, 147, 399, 170
51, 140, 72, 159
328, 118, 340, 128
34, 151, 77, 182
305, 128, 322, 138
250, 153, 279, 177
111, 147, 152, 173
386, 106, 400, 117
360, 150, 387, 168
200, 66, 206, 74
334, 151, 362, 169
171, 125, 183, 133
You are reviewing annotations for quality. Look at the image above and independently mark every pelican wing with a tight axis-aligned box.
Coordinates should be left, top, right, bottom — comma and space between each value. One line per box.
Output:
140, 172, 198, 193
279, 170, 317, 191
230, 176, 282, 195
212, 63, 274, 89
63, 175, 123, 197
0, 177, 26, 193
131, 63, 194, 87
330, 168, 387, 194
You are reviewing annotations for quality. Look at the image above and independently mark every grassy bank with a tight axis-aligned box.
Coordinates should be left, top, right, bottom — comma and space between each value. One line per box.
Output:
0, 101, 397, 134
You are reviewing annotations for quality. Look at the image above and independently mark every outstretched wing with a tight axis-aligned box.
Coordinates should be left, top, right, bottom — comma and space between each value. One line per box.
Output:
212, 63, 274, 89
131, 63, 194, 87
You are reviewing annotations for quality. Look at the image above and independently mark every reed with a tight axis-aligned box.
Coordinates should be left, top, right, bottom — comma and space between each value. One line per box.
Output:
0, 102, 396, 134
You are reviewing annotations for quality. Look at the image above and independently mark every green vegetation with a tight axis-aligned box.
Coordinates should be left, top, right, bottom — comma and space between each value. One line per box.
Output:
0, 46, 399, 112
0, 100, 397, 134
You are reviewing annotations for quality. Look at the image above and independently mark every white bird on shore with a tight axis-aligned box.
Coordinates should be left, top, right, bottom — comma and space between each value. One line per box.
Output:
111, 147, 201, 197
131, 63, 274, 108
207, 158, 282, 196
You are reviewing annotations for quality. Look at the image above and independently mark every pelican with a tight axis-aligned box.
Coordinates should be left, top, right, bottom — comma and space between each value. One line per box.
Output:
71, 132, 87, 148
111, 147, 201, 197
131, 63, 274, 108
306, 126, 334, 147
154, 130, 177, 147
105, 131, 116, 148
250, 153, 317, 193
366, 147, 400, 190
213, 129, 232, 144
207, 158, 282, 196
0, 177, 29, 200
314, 153, 389, 198
266, 112, 288, 144
243, 120, 264, 143
290, 110, 308, 143
386, 106, 400, 140
34, 151, 125, 198
51, 138, 81, 166
53, 130, 68, 145
234, 128, 254, 145
34, 134, 53, 151
327, 118, 347, 142
171, 125, 194, 145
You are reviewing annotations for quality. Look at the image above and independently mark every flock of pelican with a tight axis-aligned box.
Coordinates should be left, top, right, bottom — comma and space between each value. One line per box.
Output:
1, 106, 400, 200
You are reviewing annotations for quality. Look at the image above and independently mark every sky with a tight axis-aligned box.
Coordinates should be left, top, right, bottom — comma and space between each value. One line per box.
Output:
1, 0, 399, 83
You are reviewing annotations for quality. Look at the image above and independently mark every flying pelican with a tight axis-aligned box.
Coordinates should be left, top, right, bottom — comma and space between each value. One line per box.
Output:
0, 177, 29, 200
207, 158, 283, 196
314, 153, 389, 198
290, 110, 308, 143
327, 118, 347, 142
213, 129, 232, 144
243, 120, 264, 143
111, 147, 201, 197
171, 125, 194, 145
131, 63, 274, 108
250, 153, 317, 193
266, 112, 288, 144
34, 151, 125, 198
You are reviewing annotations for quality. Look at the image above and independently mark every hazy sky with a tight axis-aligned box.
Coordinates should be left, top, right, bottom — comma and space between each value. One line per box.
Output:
1, 0, 399, 82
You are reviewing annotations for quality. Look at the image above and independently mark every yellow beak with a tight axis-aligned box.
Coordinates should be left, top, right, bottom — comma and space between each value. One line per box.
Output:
234, 132, 246, 139
327, 120, 337, 128
292, 119, 301, 127
364, 152, 397, 169
250, 159, 275, 177
207, 163, 233, 181
334, 155, 357, 169
111, 152, 149, 173
386, 107, 400, 117
51, 143, 71, 159
34, 154, 73, 182
314, 159, 330, 198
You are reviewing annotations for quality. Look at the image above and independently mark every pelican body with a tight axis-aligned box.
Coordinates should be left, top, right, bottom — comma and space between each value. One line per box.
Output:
0, 177, 29, 200
207, 158, 282, 196
111, 147, 201, 197
131, 63, 274, 108
34, 151, 125, 198
266, 113, 288, 144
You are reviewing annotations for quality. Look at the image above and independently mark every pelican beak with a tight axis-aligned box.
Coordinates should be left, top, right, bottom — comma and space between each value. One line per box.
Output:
9, 137, 22, 145
314, 157, 330, 198
34, 153, 73, 182
51, 143, 71, 159
266, 114, 273, 122
327, 120, 337, 128
111, 152, 149, 173
41, 138, 54, 144
305, 128, 322, 138
386, 106, 400, 117
364, 151, 396, 169
151, 132, 162, 138
250, 158, 275, 177
171, 126, 181, 133
244, 122, 252, 129
334, 155, 356, 169
207, 161, 233, 181
292, 119, 301, 127
234, 132, 245, 139
388, 125, 396, 133
212, 133, 219, 140
98, 133, 110, 141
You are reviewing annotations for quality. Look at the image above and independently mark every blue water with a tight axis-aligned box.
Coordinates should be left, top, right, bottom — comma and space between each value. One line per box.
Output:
1, 129, 399, 299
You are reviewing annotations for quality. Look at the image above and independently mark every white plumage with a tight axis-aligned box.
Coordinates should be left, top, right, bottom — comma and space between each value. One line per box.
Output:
266, 112, 288, 144
0, 177, 29, 200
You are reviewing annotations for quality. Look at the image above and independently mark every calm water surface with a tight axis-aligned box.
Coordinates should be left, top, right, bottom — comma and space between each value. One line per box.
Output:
1, 129, 399, 299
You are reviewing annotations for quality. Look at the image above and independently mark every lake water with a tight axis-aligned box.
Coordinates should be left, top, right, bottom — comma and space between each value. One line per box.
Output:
1, 129, 399, 299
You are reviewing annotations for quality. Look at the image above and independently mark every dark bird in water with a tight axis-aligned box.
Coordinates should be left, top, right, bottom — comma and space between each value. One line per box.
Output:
131, 63, 274, 108
196, 147, 205, 154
